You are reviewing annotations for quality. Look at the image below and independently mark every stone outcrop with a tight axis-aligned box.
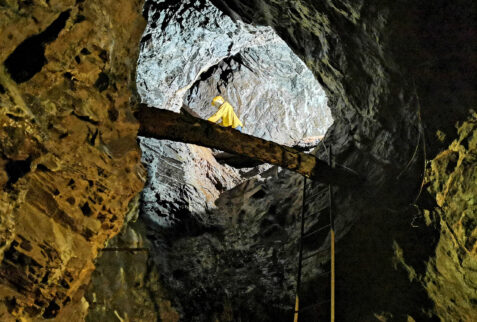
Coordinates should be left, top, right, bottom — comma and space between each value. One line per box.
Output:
0, 1, 145, 319
140, 137, 242, 228
149, 168, 310, 321
137, 0, 276, 113
421, 114, 477, 321
184, 45, 331, 143
84, 196, 181, 322
205, 0, 476, 320
115, 0, 474, 320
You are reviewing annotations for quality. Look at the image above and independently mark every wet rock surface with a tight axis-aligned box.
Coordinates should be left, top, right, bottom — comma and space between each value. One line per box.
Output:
0, 1, 145, 320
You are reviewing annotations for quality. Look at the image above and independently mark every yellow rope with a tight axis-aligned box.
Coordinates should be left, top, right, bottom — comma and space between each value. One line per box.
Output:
294, 296, 299, 322
331, 229, 335, 322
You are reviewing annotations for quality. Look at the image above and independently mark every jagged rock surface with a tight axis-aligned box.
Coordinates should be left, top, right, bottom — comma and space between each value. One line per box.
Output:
140, 138, 242, 228
137, 0, 275, 113
0, 1, 145, 320
84, 196, 181, 322
421, 114, 477, 321
138, 0, 331, 143
206, 0, 476, 320
137, 0, 331, 233
184, 44, 331, 143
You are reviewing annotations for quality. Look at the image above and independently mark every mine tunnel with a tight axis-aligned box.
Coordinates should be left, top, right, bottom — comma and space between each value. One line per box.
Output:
0, 0, 476, 321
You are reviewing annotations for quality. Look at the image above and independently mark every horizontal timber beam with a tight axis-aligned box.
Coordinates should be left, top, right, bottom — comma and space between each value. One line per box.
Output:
135, 105, 362, 186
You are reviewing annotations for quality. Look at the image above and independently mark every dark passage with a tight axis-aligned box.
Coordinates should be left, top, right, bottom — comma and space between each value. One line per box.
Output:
4, 10, 70, 83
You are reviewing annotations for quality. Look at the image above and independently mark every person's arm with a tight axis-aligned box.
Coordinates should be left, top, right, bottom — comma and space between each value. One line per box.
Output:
207, 105, 225, 123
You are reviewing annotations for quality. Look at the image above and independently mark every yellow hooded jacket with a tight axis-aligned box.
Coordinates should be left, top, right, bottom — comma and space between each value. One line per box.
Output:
207, 101, 243, 129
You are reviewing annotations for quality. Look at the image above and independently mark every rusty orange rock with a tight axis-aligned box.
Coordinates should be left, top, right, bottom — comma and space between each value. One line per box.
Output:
0, 1, 146, 319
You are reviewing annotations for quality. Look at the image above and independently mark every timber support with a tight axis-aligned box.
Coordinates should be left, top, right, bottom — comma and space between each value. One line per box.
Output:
135, 105, 362, 186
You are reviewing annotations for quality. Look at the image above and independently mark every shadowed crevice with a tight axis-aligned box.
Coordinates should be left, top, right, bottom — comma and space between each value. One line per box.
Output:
5, 157, 32, 188
4, 10, 71, 83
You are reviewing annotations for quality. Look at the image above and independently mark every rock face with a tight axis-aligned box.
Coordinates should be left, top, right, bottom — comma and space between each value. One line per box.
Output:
137, 0, 275, 113
422, 114, 477, 321
0, 1, 145, 320
184, 44, 331, 143
85, 0, 475, 321
138, 0, 331, 143
118, 0, 474, 320
84, 196, 181, 322
208, 0, 475, 320
153, 168, 306, 321
137, 0, 332, 232
140, 138, 242, 228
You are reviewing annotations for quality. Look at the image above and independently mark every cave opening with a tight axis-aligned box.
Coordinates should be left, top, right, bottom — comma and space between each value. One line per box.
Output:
89, 0, 340, 320
90, 0, 429, 321
136, 0, 334, 228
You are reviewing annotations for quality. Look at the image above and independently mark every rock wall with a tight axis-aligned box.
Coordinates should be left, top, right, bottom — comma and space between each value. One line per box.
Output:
140, 138, 242, 228
184, 44, 331, 143
85, 0, 475, 320
84, 196, 180, 322
211, 0, 424, 194
206, 0, 476, 320
0, 1, 145, 320
422, 114, 477, 321
105, 0, 474, 320
137, 0, 332, 232
137, 0, 276, 113
138, 0, 331, 143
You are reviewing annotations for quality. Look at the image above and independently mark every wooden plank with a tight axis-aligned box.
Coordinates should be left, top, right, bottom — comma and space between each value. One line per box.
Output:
135, 105, 362, 186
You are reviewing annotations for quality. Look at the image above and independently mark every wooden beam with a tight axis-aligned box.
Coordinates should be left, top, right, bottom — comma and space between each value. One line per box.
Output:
135, 105, 362, 186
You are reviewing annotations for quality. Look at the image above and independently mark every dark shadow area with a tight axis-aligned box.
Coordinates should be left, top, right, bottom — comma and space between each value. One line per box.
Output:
214, 152, 264, 168
393, 0, 476, 157
336, 205, 441, 321
4, 10, 70, 83
5, 157, 32, 188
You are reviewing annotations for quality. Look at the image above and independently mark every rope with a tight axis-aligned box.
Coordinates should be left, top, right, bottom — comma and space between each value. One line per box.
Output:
320, 137, 330, 160
396, 77, 428, 187
411, 81, 428, 204
294, 176, 306, 322
396, 127, 421, 180
382, 78, 429, 223
294, 145, 335, 321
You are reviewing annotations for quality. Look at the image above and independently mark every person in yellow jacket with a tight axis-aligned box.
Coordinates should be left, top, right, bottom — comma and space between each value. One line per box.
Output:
207, 96, 243, 132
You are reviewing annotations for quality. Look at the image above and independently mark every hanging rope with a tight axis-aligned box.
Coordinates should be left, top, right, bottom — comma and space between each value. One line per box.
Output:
293, 145, 335, 321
